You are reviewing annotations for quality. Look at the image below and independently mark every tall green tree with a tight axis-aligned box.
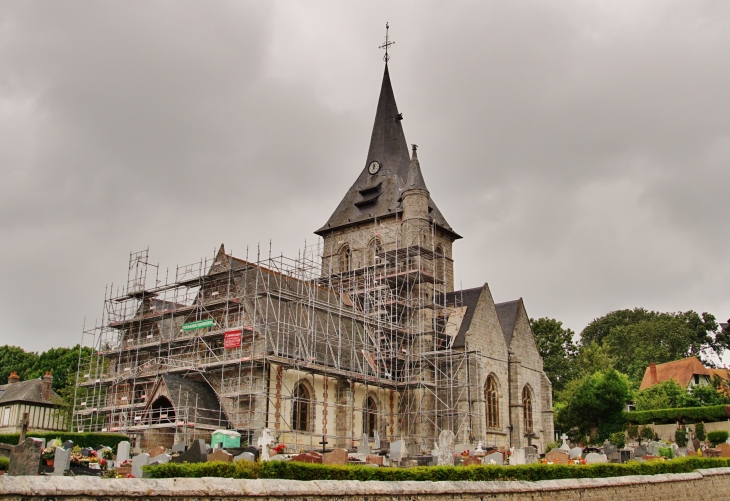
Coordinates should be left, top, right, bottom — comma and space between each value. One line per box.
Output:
575, 341, 614, 376
0, 345, 37, 383
530, 317, 578, 394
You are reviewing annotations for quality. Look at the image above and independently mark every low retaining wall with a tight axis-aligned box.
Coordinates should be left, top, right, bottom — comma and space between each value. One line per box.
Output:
1, 468, 729, 500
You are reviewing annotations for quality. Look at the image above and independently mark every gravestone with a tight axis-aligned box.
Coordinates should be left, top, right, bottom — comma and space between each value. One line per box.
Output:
474, 441, 485, 456
462, 456, 481, 466
569, 447, 583, 459
608, 452, 621, 463
323, 448, 348, 465
171, 439, 207, 464
545, 449, 570, 465
131, 453, 150, 478
149, 454, 170, 465
8, 438, 43, 476
373, 430, 381, 449
291, 451, 322, 463
509, 448, 526, 465
257, 428, 274, 461
437, 430, 455, 466
390, 439, 405, 463
603, 440, 617, 456
484, 451, 503, 465
358, 433, 371, 455
647, 441, 662, 456
524, 445, 537, 457
243, 446, 260, 460
234, 452, 255, 462
171, 443, 187, 454
716, 443, 730, 457
80, 448, 92, 457
585, 452, 607, 464
116, 441, 131, 463
52, 447, 71, 476
619, 449, 634, 463
268, 454, 289, 461
148, 446, 166, 458
691, 438, 701, 451
559, 433, 570, 451
634, 444, 647, 458
366, 454, 383, 466
526, 453, 539, 464
207, 449, 233, 463
676, 447, 687, 457
62, 440, 74, 450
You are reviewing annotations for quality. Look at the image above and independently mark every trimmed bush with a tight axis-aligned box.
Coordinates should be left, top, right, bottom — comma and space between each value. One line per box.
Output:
0, 457, 9, 471
144, 457, 730, 481
707, 431, 729, 447
0, 432, 129, 452
695, 423, 706, 441
609, 432, 626, 449
675, 429, 688, 448
624, 406, 729, 425
640, 426, 654, 441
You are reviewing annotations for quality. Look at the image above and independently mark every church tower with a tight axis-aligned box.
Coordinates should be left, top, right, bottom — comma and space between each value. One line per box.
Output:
315, 62, 460, 292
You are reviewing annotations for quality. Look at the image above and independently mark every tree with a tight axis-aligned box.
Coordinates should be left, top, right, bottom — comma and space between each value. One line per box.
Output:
634, 379, 686, 411
557, 369, 630, 438
0, 345, 37, 383
575, 341, 614, 376
530, 317, 578, 394
27, 345, 92, 394
580, 308, 657, 346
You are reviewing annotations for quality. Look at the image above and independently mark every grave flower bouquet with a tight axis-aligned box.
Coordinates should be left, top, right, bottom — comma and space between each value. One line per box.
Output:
102, 449, 114, 460
273, 444, 286, 455
41, 447, 56, 460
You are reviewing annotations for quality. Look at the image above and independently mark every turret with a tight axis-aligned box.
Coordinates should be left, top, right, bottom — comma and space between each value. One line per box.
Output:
401, 144, 430, 222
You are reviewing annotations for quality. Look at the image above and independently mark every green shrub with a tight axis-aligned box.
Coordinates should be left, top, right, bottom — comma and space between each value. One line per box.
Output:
707, 431, 729, 447
144, 457, 730, 481
640, 426, 654, 441
0, 432, 129, 452
545, 441, 560, 453
626, 423, 639, 440
624, 406, 728, 425
675, 429, 688, 447
0, 457, 9, 471
695, 422, 706, 441
658, 447, 674, 459
609, 432, 626, 449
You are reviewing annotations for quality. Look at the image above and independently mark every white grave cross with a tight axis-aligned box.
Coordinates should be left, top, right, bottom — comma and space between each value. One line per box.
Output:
257, 428, 274, 461
560, 433, 570, 451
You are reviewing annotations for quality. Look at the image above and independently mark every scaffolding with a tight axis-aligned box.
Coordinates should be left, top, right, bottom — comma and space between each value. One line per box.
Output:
73, 218, 484, 452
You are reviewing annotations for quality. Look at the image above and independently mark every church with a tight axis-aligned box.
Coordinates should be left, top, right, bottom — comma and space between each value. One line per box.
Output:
73, 54, 554, 456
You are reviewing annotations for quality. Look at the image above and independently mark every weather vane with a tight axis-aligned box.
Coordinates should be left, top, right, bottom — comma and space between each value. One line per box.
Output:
379, 22, 394, 62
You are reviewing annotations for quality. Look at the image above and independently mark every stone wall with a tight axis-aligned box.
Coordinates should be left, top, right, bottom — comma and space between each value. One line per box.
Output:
2, 468, 730, 500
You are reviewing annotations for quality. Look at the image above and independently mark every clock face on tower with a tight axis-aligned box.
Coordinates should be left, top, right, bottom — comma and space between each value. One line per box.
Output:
368, 161, 380, 175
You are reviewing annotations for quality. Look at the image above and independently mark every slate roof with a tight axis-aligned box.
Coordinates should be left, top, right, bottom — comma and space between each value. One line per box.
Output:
494, 300, 521, 347
160, 374, 230, 429
639, 356, 712, 390
316, 63, 459, 239
444, 287, 484, 349
0, 379, 60, 406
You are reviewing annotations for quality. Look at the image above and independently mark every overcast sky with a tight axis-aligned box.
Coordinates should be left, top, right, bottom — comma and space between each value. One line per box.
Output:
1, 1, 728, 354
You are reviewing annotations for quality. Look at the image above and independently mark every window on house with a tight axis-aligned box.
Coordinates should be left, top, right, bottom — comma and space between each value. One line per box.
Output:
339, 245, 351, 273
522, 386, 533, 434
2, 407, 9, 427
292, 383, 311, 432
694, 374, 700, 385
366, 238, 383, 267
485, 376, 499, 428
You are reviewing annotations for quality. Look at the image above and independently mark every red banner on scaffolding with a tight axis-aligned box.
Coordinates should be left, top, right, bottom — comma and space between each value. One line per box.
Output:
224, 329, 242, 349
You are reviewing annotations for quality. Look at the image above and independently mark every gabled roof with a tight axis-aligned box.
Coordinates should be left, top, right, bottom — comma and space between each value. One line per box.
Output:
639, 357, 712, 390
0, 379, 60, 406
152, 374, 230, 429
315, 64, 458, 239
494, 300, 521, 347
445, 286, 485, 348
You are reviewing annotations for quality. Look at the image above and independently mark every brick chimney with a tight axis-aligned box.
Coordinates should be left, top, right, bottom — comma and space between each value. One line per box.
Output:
7, 372, 19, 385
650, 362, 658, 385
41, 371, 53, 401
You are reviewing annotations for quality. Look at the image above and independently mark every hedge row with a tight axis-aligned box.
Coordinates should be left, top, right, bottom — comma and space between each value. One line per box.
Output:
0, 432, 129, 452
623, 405, 729, 425
143, 457, 730, 482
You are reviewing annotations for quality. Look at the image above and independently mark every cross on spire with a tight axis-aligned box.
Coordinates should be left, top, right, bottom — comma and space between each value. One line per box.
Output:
379, 22, 394, 62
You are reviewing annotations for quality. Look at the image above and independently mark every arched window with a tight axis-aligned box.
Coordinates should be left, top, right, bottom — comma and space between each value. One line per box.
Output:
363, 396, 378, 437
150, 396, 175, 424
339, 245, 351, 273
485, 376, 499, 428
522, 386, 533, 434
435, 245, 445, 282
366, 238, 383, 267
292, 383, 311, 432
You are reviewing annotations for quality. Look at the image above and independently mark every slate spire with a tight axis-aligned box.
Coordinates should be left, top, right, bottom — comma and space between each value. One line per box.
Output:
404, 144, 428, 192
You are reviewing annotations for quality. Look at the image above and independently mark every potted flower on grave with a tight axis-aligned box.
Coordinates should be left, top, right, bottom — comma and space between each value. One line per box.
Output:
88, 450, 101, 470
42, 447, 56, 466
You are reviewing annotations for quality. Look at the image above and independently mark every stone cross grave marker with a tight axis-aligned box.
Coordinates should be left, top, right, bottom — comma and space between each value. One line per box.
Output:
8, 437, 43, 476
131, 453, 150, 478
437, 430, 455, 466
52, 447, 71, 476
257, 428, 274, 461
559, 433, 570, 451
373, 430, 380, 450
634, 444, 647, 458
18, 413, 29, 444
116, 441, 131, 463
603, 440, 617, 456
